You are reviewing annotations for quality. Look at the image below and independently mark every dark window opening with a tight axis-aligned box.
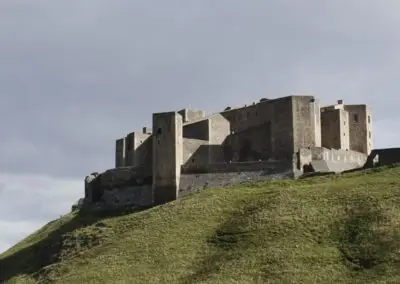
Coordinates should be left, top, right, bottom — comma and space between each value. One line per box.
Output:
354, 114, 359, 122
247, 112, 250, 118
191, 158, 195, 163
157, 128, 162, 135
369, 131, 371, 138
368, 115, 371, 123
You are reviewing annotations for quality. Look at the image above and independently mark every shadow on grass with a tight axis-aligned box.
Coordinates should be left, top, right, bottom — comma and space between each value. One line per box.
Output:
0, 206, 147, 283
332, 194, 400, 274
181, 190, 280, 283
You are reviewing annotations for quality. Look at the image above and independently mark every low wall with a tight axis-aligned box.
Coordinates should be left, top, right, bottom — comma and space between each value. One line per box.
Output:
101, 185, 152, 208
179, 160, 295, 197
181, 160, 293, 174
99, 166, 152, 189
310, 147, 367, 166
85, 166, 153, 209
179, 169, 294, 197
297, 147, 367, 173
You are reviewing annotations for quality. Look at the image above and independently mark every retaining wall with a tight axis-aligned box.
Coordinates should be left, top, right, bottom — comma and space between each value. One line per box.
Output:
181, 160, 293, 174
179, 160, 294, 197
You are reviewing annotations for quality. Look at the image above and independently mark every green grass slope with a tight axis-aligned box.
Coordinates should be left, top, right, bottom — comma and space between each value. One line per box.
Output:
1, 166, 400, 284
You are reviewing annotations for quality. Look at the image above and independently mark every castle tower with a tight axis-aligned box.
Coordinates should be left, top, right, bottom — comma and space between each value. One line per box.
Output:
115, 137, 126, 167
292, 96, 321, 152
125, 128, 152, 168
344, 104, 373, 154
152, 112, 183, 205
321, 101, 350, 150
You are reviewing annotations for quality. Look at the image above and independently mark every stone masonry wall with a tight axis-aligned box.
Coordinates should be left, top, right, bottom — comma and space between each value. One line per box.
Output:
101, 185, 152, 208
292, 96, 318, 152
125, 132, 152, 168
344, 105, 372, 154
310, 147, 367, 166
321, 108, 350, 150
182, 119, 209, 140
179, 165, 295, 197
208, 114, 230, 163
182, 137, 209, 165
224, 122, 272, 162
178, 109, 206, 123
220, 96, 295, 160
85, 166, 153, 208
115, 137, 126, 167
181, 160, 293, 174
152, 112, 183, 205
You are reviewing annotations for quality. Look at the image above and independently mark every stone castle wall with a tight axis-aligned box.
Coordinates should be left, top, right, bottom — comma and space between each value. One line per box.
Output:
179, 160, 295, 197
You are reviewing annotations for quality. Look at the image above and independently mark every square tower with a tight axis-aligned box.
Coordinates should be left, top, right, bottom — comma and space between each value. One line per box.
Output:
321, 104, 350, 150
125, 129, 152, 168
152, 112, 183, 205
115, 137, 126, 167
344, 104, 373, 154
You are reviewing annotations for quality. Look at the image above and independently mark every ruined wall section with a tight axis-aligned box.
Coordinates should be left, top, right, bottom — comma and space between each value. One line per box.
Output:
321, 108, 350, 150
152, 112, 183, 205
84, 166, 153, 208
344, 105, 373, 154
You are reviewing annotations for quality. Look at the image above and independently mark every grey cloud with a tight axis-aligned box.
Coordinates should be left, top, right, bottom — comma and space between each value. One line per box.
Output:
0, 0, 399, 179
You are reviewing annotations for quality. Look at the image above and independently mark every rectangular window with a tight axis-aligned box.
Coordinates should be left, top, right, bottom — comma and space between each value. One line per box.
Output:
369, 131, 371, 138
368, 115, 371, 123
354, 114, 359, 122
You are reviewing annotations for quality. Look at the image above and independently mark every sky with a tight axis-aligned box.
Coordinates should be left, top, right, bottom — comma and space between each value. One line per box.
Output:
1, 0, 400, 253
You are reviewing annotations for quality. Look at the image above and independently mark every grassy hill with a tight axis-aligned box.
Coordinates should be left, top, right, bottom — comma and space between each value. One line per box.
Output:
1, 166, 400, 283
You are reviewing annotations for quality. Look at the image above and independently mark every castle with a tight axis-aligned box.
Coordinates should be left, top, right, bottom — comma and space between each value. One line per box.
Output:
84, 95, 373, 209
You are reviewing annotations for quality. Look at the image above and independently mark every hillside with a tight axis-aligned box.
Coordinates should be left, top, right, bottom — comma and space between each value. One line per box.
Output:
1, 166, 400, 284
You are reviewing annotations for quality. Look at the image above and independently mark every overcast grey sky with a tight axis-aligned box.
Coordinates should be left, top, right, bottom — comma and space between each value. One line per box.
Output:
1, 0, 399, 253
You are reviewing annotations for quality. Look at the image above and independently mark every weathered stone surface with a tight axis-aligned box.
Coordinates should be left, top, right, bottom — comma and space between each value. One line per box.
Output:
101, 185, 152, 208
179, 170, 295, 197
